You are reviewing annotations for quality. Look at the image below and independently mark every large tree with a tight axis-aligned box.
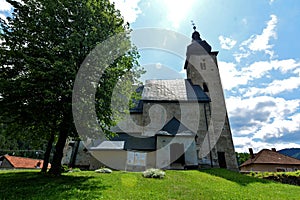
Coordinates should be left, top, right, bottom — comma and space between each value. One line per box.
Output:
0, 0, 142, 175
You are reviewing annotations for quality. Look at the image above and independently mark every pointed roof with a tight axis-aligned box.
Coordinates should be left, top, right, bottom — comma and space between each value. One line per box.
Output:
240, 149, 300, 167
158, 117, 195, 135
0, 155, 51, 169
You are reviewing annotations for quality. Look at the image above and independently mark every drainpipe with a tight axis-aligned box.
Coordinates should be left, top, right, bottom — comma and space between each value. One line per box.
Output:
204, 103, 213, 168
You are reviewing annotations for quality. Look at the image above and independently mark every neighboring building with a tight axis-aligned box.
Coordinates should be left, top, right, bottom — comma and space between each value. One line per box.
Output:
62, 140, 102, 170
278, 148, 300, 160
64, 27, 238, 171
240, 148, 300, 172
0, 155, 51, 169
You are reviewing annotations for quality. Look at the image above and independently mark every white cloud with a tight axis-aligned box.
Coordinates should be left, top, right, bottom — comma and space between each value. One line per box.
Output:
252, 111, 300, 141
228, 95, 300, 152
234, 137, 300, 153
0, 0, 13, 11
0, 13, 6, 21
110, 0, 142, 23
233, 51, 250, 63
272, 59, 300, 73
218, 35, 237, 50
245, 76, 300, 97
234, 15, 278, 61
218, 61, 247, 90
219, 59, 300, 90
248, 15, 277, 55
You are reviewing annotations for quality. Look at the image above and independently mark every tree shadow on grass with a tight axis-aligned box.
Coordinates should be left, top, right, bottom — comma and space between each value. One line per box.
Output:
0, 171, 111, 199
200, 168, 271, 186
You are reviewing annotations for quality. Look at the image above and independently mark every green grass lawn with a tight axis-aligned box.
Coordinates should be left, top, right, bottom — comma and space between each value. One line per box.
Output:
0, 169, 299, 200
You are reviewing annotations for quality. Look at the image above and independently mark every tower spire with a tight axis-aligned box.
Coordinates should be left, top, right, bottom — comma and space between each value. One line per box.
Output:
191, 20, 196, 31
191, 21, 201, 41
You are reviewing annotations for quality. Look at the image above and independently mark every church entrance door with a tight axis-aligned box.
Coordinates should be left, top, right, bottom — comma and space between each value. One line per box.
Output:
170, 143, 185, 165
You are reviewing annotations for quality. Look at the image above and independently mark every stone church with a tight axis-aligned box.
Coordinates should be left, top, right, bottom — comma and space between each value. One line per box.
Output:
63, 27, 239, 171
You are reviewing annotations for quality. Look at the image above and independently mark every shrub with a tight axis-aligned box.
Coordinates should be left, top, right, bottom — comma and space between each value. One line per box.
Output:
70, 168, 81, 172
249, 171, 256, 176
95, 168, 112, 173
142, 168, 165, 179
61, 165, 70, 173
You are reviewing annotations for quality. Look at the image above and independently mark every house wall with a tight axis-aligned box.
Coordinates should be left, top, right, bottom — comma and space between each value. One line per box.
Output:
240, 164, 300, 172
0, 158, 13, 169
62, 140, 110, 170
156, 135, 197, 169
90, 150, 127, 170
90, 150, 156, 171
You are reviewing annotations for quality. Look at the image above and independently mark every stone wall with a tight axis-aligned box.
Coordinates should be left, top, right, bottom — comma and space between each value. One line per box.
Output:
187, 53, 238, 171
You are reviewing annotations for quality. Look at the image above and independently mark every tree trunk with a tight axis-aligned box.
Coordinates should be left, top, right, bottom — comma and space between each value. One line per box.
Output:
48, 117, 69, 176
41, 133, 54, 173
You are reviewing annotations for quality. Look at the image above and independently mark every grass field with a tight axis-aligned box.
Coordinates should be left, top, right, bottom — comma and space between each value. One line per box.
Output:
0, 169, 299, 200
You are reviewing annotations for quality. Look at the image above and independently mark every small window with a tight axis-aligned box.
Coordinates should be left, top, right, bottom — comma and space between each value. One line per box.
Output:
200, 62, 206, 70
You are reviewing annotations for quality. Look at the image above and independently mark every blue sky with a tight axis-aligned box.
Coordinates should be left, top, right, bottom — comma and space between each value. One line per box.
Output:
1, 0, 299, 153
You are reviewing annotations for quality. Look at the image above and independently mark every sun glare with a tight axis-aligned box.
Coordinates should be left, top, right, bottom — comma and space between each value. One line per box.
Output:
162, 0, 197, 29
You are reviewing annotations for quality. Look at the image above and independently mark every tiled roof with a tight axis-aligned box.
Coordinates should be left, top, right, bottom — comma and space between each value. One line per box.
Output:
142, 79, 210, 102
240, 149, 300, 167
1, 155, 51, 169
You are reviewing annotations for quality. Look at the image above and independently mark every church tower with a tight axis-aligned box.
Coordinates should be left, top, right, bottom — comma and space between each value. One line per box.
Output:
184, 26, 238, 170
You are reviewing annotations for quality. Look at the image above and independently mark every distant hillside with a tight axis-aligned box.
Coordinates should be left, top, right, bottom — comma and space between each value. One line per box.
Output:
278, 148, 300, 160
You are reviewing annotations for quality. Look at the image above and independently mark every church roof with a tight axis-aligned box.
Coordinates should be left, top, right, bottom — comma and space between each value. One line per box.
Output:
142, 79, 210, 102
111, 133, 156, 150
159, 117, 195, 135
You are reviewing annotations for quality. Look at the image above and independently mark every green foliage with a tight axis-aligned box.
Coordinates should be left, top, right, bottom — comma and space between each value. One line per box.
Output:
68, 168, 81, 173
236, 152, 250, 165
142, 168, 165, 179
1, 169, 300, 199
247, 171, 300, 186
61, 165, 70, 173
0, 122, 50, 159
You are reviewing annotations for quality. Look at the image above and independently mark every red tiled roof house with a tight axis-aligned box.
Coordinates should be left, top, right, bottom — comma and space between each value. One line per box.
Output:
240, 149, 300, 172
0, 155, 51, 169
